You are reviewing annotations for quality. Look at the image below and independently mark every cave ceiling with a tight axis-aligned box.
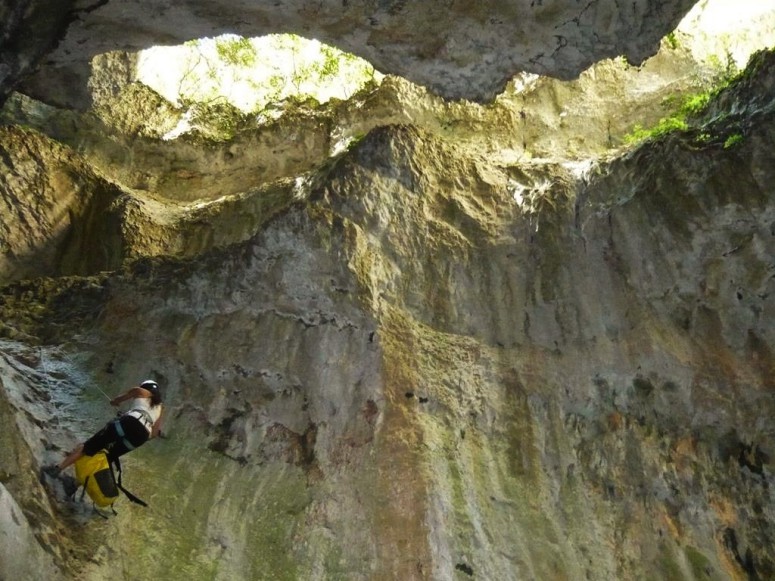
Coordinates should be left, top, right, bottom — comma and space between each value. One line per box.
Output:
2, 0, 699, 109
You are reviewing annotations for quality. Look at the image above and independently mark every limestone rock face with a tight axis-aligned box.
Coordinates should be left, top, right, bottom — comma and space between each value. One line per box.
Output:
0, 47, 774, 580
1, 0, 698, 109
0, 43, 730, 288
0, 126, 127, 282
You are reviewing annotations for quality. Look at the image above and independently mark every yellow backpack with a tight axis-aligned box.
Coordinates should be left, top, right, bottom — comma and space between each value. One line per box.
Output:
73, 450, 147, 514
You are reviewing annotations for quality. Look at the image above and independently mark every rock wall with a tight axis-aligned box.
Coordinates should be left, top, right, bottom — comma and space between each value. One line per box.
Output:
1, 45, 721, 201
0, 38, 733, 288
0, 126, 127, 282
0, 49, 774, 580
1, 0, 699, 109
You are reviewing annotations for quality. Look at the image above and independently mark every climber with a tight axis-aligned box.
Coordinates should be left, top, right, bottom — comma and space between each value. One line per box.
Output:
45, 380, 164, 476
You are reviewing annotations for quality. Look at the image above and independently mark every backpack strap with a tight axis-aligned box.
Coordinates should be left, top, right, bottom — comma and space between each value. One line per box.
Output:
112, 419, 137, 451
110, 457, 148, 507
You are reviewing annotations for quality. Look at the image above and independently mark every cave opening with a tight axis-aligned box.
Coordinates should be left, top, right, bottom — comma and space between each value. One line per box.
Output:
95, 0, 775, 150
135, 33, 382, 139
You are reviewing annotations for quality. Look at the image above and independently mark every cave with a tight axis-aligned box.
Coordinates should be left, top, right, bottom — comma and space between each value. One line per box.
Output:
1, 0, 775, 579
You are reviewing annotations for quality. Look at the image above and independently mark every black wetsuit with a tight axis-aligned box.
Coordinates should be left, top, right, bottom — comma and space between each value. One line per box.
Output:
82, 414, 150, 461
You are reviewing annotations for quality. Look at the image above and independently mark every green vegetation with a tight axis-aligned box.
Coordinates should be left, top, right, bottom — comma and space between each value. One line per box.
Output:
623, 47, 741, 146
215, 36, 257, 67
139, 33, 380, 138
623, 68, 740, 146
723, 132, 743, 148
624, 116, 688, 145
184, 100, 251, 141
681, 91, 712, 115
663, 31, 680, 50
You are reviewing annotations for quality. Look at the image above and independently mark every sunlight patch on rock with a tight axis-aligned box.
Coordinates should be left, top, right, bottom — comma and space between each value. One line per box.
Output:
137, 34, 381, 116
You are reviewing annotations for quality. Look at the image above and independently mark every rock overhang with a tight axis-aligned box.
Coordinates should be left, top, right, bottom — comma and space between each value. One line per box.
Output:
4, 0, 700, 110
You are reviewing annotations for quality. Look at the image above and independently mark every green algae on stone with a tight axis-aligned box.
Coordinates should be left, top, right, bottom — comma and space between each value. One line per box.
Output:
115, 444, 311, 580
685, 546, 721, 580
